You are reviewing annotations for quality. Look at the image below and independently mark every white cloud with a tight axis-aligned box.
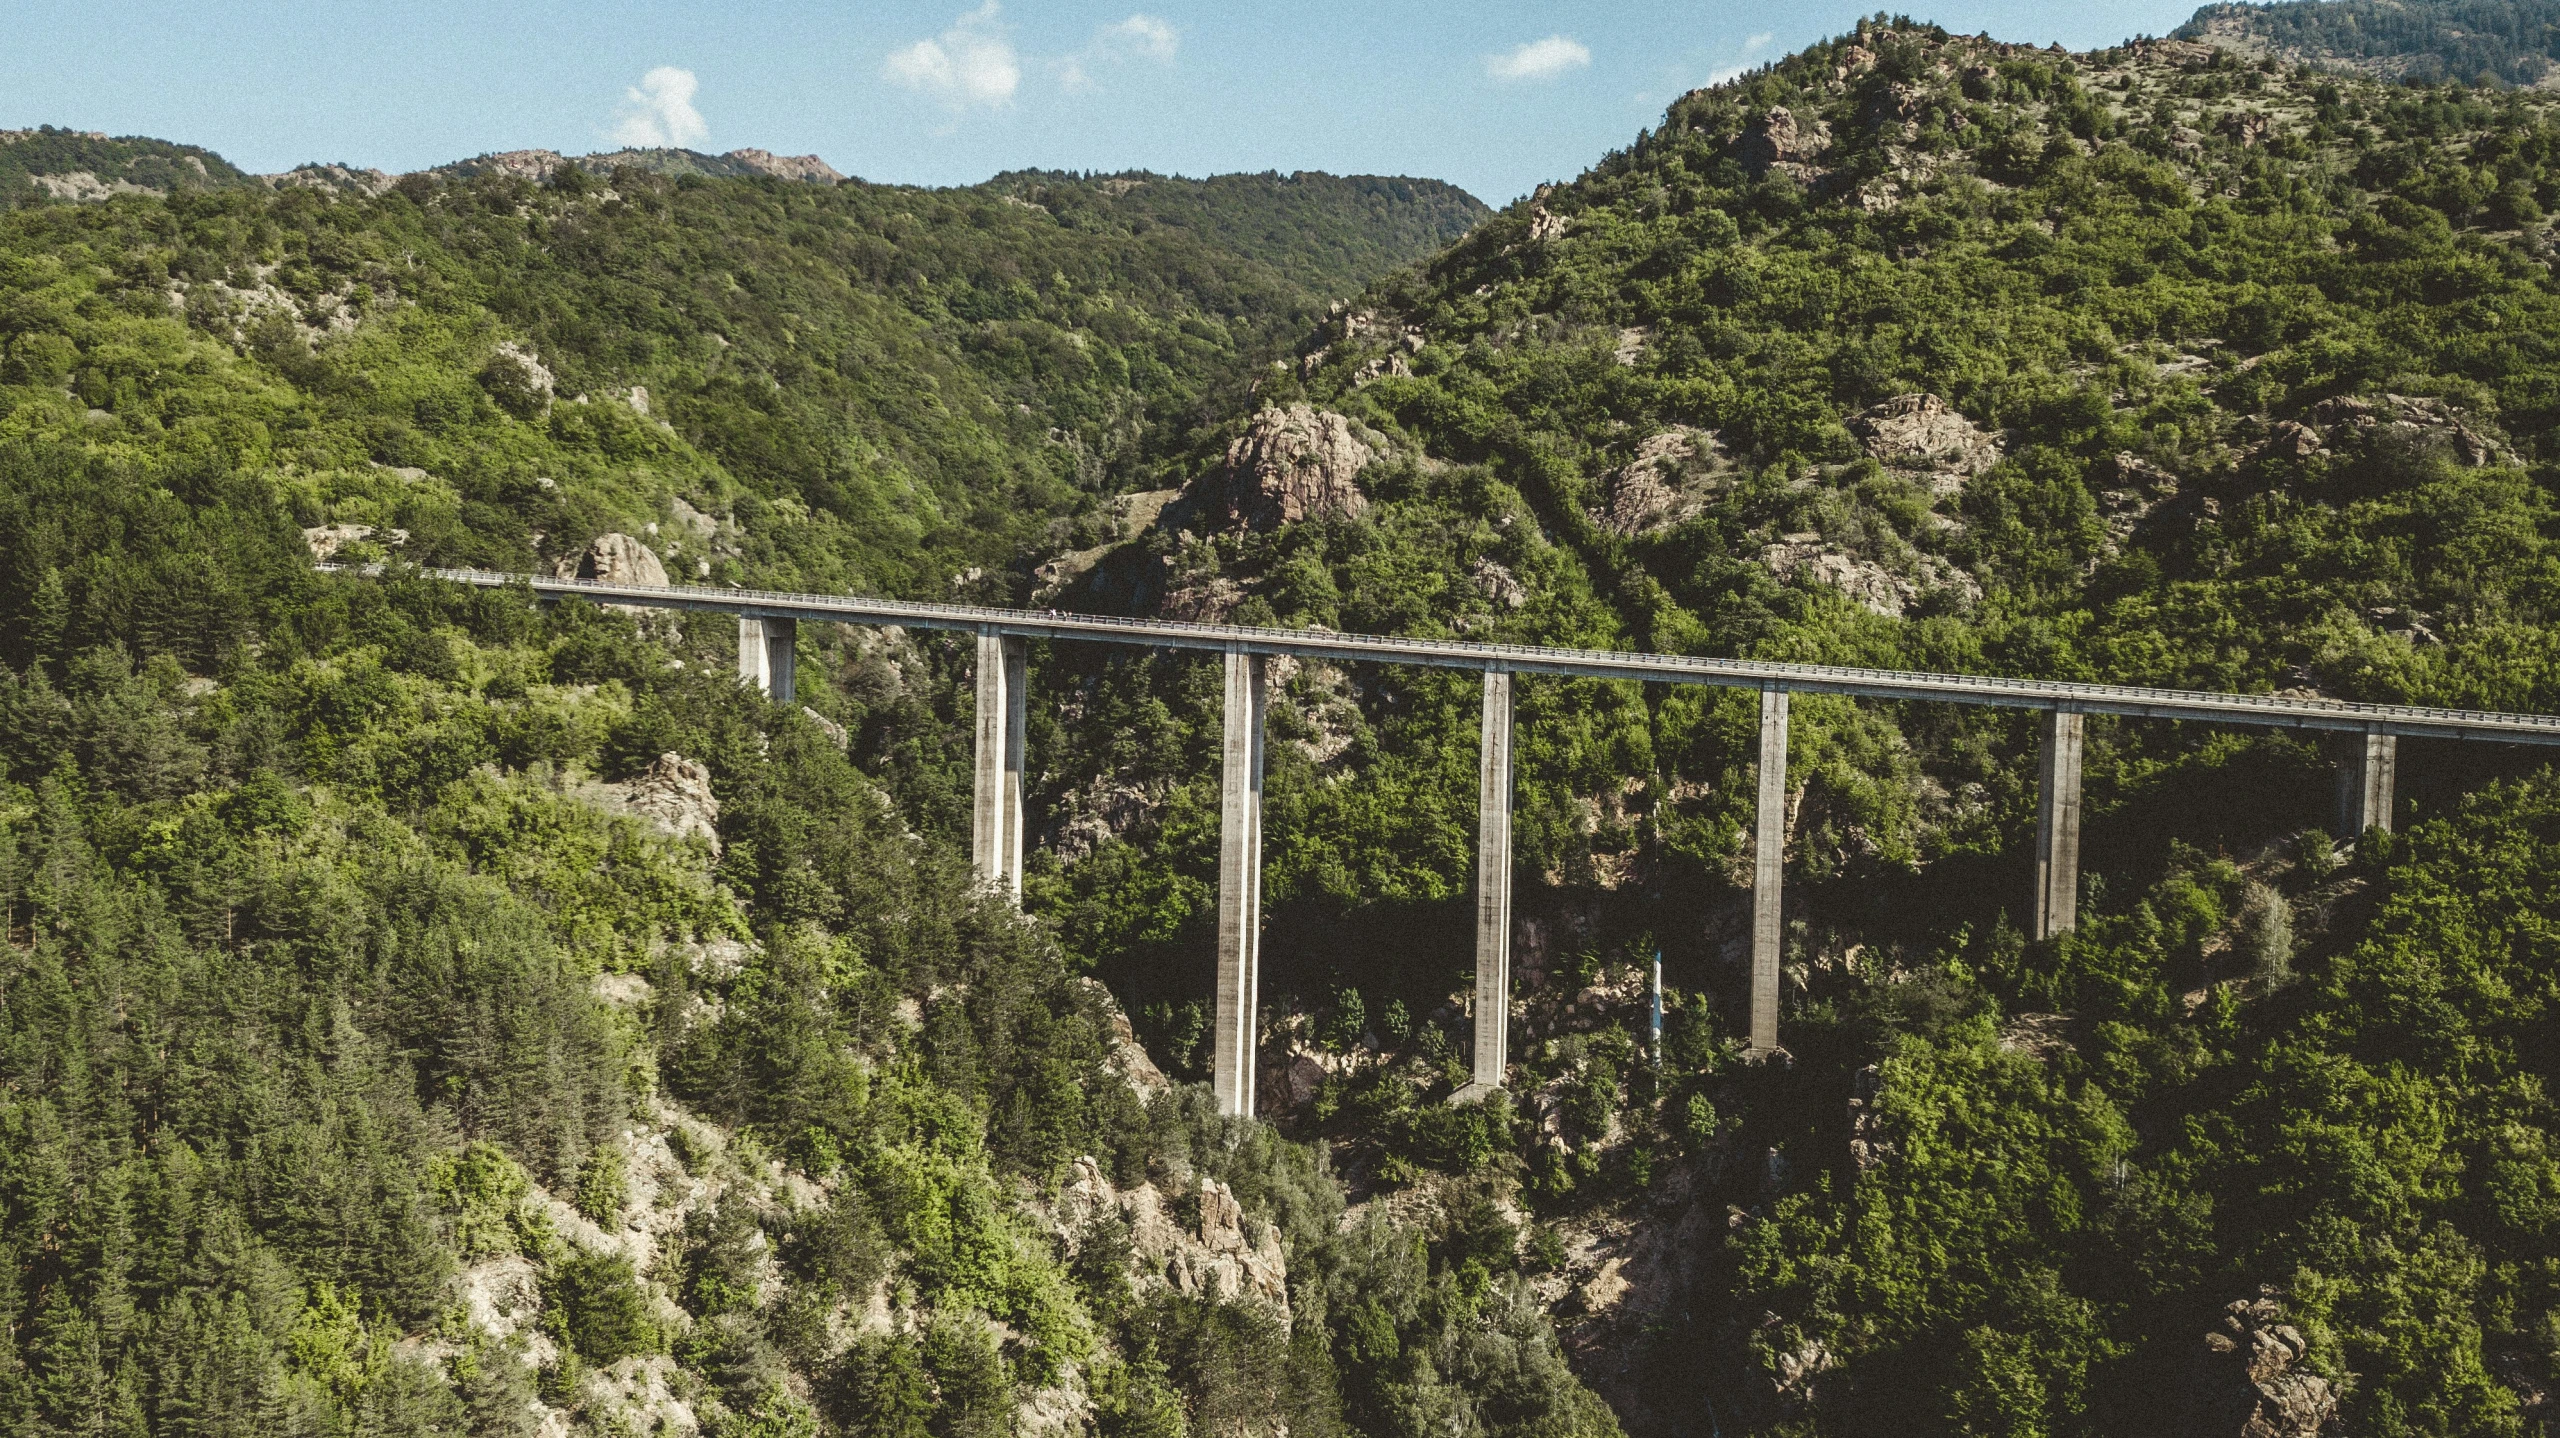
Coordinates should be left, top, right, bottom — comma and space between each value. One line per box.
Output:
1487, 35, 1591, 83
885, 3, 1022, 111
611, 66, 708, 149
1057, 14, 1179, 92
1705, 33, 1777, 87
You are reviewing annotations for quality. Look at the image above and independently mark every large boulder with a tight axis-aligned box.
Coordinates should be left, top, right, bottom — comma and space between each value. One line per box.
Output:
1216, 404, 1372, 530
2182, 1291, 2337, 1437
1735, 107, 1830, 177
555, 531, 670, 587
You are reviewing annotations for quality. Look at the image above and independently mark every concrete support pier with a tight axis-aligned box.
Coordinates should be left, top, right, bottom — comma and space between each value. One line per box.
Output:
1749, 686, 1789, 1055
2338, 728, 2397, 836
970, 631, 1027, 900
1458, 668, 1514, 1101
2032, 708, 2085, 940
737, 616, 797, 703
1211, 648, 1268, 1119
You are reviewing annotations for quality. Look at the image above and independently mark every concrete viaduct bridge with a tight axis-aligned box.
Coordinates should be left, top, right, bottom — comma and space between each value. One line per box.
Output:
419, 566, 2560, 1117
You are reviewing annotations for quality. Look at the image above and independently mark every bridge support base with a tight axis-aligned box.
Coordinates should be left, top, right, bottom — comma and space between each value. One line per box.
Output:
738, 616, 797, 703
971, 631, 1027, 901
1466, 669, 1514, 1097
2032, 709, 2085, 940
1749, 687, 1788, 1055
1212, 649, 1267, 1119
2338, 729, 2396, 837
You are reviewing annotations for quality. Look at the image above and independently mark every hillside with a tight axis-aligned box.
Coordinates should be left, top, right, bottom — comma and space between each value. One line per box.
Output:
1014, 22, 2560, 1432
12, 16, 2560, 1438
0, 153, 1568, 1438
0, 126, 253, 205
2180, 0, 2560, 87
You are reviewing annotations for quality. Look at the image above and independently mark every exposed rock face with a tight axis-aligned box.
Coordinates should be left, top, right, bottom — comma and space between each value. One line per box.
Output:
1595, 426, 1726, 537
593, 753, 721, 851
271, 163, 395, 197
1760, 533, 1977, 618
1216, 405, 1372, 530
301, 523, 407, 561
2298, 393, 2506, 466
28, 171, 161, 203
556, 532, 670, 587
1850, 394, 2004, 492
479, 341, 554, 418
1056, 1158, 1289, 1316
2183, 1291, 2337, 1437
1736, 107, 1830, 177
1075, 977, 1172, 1098
1049, 773, 1159, 861
723, 148, 845, 183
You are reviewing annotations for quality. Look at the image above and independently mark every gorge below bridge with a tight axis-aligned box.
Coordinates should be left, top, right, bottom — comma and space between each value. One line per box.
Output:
392, 566, 2560, 1118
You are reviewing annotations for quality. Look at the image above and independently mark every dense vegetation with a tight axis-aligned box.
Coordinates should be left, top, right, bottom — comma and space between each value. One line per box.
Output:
1, 128, 252, 207
2180, 0, 2560, 88
14, 5, 2560, 1435
1003, 17, 2560, 1433
0, 154, 1619, 1437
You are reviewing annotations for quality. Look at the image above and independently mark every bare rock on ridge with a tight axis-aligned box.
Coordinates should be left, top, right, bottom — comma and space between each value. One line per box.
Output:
1215, 404, 1373, 530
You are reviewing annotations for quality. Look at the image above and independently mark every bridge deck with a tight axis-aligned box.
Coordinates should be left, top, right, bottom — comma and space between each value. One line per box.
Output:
394, 567, 2560, 746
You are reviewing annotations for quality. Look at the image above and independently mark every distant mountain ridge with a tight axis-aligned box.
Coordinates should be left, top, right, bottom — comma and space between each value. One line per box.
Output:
432, 145, 849, 184
2178, 0, 2560, 86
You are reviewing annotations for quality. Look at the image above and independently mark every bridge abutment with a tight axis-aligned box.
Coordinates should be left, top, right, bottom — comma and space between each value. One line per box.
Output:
737, 616, 797, 703
2338, 728, 2396, 837
1456, 668, 1514, 1102
1749, 686, 1789, 1055
971, 631, 1028, 900
2032, 708, 2085, 940
1212, 648, 1268, 1118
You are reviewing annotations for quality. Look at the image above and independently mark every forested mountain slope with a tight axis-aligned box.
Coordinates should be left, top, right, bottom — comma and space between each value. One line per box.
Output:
2181, 0, 2560, 88
0, 156, 1601, 1438
1010, 23, 2560, 1432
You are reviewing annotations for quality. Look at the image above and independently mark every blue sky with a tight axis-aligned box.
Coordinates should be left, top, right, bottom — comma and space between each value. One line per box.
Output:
9, 1, 2209, 203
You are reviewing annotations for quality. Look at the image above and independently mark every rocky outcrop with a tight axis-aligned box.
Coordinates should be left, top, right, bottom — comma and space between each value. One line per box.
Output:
555, 532, 671, 587
271, 163, 395, 197
2182, 1291, 2337, 1436
1075, 977, 1171, 1098
589, 753, 721, 851
2299, 393, 2505, 466
1056, 1158, 1289, 1316
479, 341, 554, 418
1595, 426, 1727, 537
723, 148, 845, 183
28, 171, 161, 203
1214, 405, 1373, 530
1736, 107, 1830, 178
1759, 533, 1977, 618
301, 523, 407, 561
1849, 394, 2004, 493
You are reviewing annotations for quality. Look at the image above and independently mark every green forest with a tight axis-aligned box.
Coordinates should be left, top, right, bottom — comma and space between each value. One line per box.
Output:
2179, 0, 2560, 88
8, 5, 2560, 1436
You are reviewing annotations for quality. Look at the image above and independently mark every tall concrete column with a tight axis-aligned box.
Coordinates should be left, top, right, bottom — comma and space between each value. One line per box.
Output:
971, 630, 1028, 900
1211, 648, 1267, 1119
1749, 686, 1789, 1055
738, 616, 798, 703
2338, 727, 2397, 836
1460, 668, 1514, 1099
2032, 708, 2085, 940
